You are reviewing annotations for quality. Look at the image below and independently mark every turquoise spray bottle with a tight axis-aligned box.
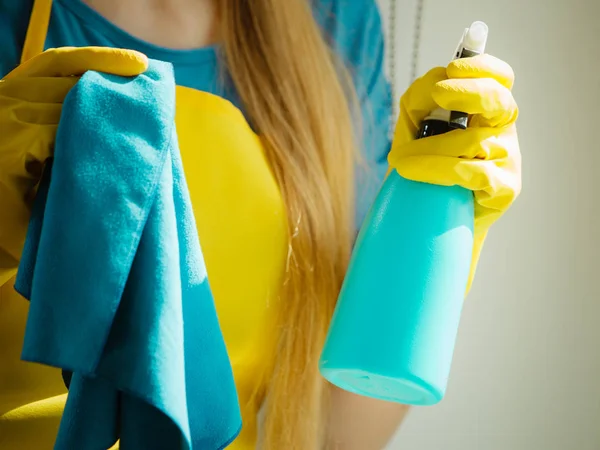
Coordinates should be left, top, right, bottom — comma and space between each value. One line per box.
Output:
319, 22, 488, 406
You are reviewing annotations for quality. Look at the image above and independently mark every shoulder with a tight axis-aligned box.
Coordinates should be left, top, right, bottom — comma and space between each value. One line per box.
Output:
0, 0, 34, 77
312, 0, 389, 107
312, 0, 385, 54
311, 0, 390, 113
311, 0, 383, 28
312, 0, 392, 228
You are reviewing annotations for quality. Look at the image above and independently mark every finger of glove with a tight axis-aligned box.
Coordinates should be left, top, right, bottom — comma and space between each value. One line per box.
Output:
447, 53, 515, 90
393, 154, 520, 210
4, 47, 148, 79
432, 77, 518, 127
390, 126, 513, 162
0, 78, 70, 125
7, 101, 63, 125
1, 113, 57, 188
0, 77, 78, 103
394, 67, 447, 144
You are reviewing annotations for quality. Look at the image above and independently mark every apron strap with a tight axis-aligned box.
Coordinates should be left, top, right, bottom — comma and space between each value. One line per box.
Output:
21, 0, 53, 63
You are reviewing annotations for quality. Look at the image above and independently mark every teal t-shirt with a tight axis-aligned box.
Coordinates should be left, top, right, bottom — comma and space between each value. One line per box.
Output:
0, 0, 393, 227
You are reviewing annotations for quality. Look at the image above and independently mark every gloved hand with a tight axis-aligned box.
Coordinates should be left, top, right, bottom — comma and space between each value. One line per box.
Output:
388, 54, 521, 292
0, 47, 148, 286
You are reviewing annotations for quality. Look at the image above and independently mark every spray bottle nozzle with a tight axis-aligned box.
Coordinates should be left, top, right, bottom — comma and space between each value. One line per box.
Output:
462, 21, 489, 53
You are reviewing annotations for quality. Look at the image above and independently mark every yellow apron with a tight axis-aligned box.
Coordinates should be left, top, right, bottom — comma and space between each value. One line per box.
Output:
0, 1, 288, 448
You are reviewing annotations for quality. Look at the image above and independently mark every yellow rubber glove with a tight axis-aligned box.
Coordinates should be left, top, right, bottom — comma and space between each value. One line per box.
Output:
0, 47, 148, 286
388, 54, 522, 293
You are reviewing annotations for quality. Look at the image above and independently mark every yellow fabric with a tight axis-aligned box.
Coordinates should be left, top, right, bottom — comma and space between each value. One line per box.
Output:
0, 285, 68, 449
388, 53, 522, 292
175, 86, 288, 449
20, 0, 53, 64
0, 48, 287, 450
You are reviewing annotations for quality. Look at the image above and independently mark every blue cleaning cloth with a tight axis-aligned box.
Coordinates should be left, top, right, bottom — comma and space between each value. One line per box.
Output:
14, 60, 242, 450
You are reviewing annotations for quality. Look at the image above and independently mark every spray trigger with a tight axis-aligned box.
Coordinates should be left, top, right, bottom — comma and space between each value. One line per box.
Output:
453, 28, 469, 60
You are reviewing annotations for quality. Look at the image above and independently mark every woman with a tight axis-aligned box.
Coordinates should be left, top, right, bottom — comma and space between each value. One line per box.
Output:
0, 0, 520, 449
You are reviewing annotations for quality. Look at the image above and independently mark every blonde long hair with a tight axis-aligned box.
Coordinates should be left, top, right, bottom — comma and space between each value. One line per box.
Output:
219, 1, 357, 448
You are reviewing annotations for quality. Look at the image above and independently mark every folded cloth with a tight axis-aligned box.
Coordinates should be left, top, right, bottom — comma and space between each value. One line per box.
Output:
14, 60, 241, 450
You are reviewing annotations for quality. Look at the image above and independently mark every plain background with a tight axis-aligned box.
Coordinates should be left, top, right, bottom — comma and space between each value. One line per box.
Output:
375, 0, 600, 449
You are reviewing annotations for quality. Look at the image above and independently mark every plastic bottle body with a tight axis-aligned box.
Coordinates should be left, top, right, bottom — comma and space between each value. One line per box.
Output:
320, 20, 486, 406
319, 170, 474, 406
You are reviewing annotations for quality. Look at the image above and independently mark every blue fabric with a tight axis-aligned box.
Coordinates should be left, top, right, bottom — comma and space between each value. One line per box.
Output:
13, 60, 241, 450
0, 0, 393, 228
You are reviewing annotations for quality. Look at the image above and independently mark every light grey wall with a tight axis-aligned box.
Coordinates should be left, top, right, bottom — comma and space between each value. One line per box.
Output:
376, 0, 600, 449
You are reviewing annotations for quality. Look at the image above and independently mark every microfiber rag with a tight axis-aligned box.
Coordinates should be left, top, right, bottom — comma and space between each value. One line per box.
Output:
14, 60, 242, 450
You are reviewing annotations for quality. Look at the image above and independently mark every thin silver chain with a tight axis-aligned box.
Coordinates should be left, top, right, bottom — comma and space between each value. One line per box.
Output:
410, 0, 425, 83
387, 0, 425, 118
387, 0, 398, 118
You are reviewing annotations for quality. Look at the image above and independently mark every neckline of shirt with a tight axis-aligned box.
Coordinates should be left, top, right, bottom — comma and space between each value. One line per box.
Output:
56, 0, 220, 66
